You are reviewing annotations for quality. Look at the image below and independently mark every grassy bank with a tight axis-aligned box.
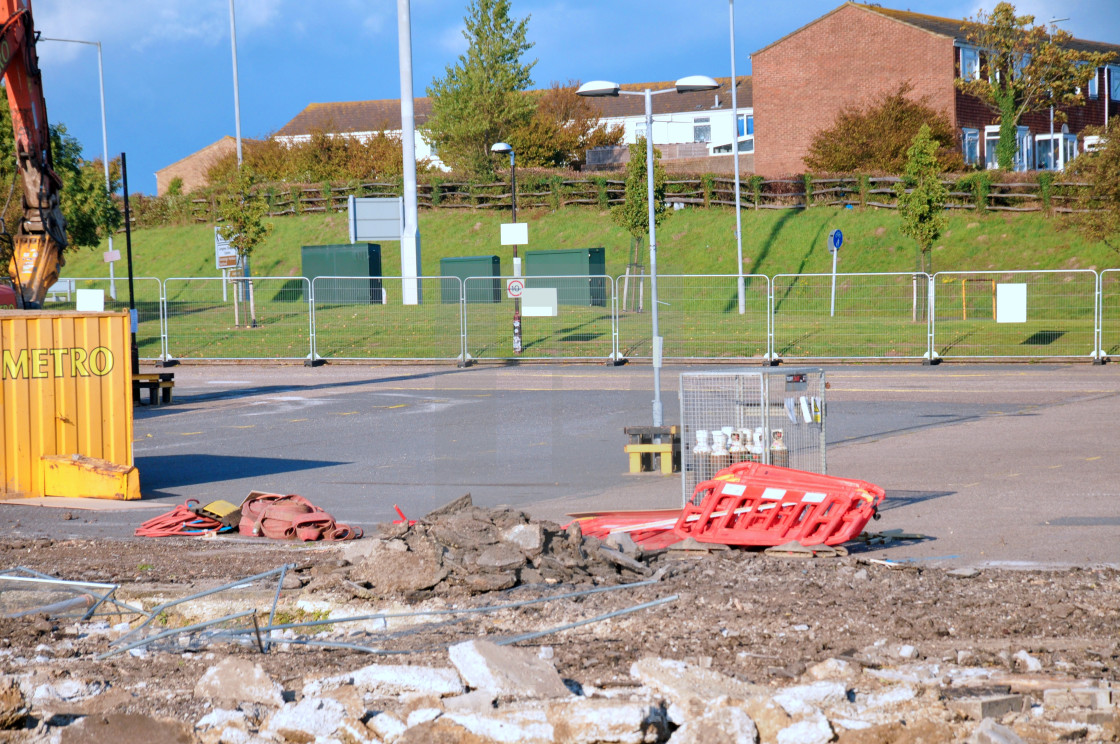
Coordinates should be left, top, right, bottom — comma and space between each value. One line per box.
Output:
62, 205, 1119, 282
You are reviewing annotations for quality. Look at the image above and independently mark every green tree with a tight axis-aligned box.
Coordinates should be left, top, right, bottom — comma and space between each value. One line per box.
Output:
51, 124, 121, 248
612, 138, 669, 244
957, 3, 1114, 171
1066, 123, 1120, 253
424, 0, 536, 177
896, 125, 948, 276
804, 83, 963, 173
215, 166, 273, 326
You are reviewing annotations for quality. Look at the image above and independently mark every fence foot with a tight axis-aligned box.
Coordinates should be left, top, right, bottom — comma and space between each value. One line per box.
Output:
607, 356, 628, 366
922, 357, 942, 366
1093, 356, 1108, 366
304, 358, 326, 367
156, 358, 179, 368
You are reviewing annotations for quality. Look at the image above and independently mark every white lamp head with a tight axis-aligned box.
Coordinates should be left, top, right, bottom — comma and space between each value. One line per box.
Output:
675, 75, 720, 93
576, 80, 620, 97
491, 142, 513, 154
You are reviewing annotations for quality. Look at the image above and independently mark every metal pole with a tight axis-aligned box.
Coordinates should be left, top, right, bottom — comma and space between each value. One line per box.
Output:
228, 0, 243, 166
645, 89, 663, 427
830, 248, 838, 317
729, 0, 745, 314
510, 150, 521, 354
397, 0, 421, 305
121, 152, 137, 377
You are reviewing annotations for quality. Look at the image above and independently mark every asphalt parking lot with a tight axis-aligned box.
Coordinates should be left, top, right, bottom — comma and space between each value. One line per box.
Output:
3, 361, 1118, 568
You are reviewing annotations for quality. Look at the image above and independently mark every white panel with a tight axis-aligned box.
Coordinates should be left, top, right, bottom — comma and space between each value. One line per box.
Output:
761, 487, 786, 500
350, 196, 404, 242
76, 289, 105, 312
801, 492, 826, 503
996, 283, 1027, 323
500, 223, 528, 246
521, 287, 557, 317
721, 483, 746, 497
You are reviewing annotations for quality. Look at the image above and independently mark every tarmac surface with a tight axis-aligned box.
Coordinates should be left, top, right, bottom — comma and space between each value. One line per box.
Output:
2, 361, 1118, 569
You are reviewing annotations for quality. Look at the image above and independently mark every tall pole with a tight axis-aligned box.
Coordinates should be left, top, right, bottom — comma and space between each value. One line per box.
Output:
397, 0, 421, 305
121, 152, 137, 377
644, 89, 663, 427
41, 38, 116, 298
228, 0, 243, 166
729, 0, 745, 313
510, 150, 521, 354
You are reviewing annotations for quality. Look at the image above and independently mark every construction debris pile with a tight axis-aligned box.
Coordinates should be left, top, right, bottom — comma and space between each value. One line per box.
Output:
342, 494, 661, 597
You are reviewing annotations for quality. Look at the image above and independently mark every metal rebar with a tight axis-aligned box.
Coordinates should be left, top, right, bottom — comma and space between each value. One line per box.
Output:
495, 594, 679, 646
96, 609, 257, 659
4, 594, 96, 619
264, 564, 287, 652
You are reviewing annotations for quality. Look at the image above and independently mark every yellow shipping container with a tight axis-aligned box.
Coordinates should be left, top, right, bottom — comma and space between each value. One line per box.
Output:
0, 311, 136, 499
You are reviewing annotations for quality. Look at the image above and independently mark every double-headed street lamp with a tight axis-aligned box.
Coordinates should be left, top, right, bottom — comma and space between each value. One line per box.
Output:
491, 141, 521, 354
577, 76, 719, 427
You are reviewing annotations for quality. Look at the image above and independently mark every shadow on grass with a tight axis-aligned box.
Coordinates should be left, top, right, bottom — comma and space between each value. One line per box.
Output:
1021, 330, 1065, 345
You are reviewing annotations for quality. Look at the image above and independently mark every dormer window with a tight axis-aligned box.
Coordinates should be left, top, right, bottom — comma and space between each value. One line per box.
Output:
959, 46, 980, 81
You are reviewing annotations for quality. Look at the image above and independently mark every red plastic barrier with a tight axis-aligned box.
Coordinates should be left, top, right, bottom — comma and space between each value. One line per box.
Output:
677, 461, 884, 547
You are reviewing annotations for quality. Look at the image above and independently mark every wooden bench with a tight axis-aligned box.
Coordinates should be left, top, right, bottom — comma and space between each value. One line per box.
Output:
623, 425, 680, 475
133, 372, 175, 406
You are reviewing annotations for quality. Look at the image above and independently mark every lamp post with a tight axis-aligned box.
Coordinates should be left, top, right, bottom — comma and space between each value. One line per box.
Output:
1047, 17, 1069, 171
728, 0, 745, 314
578, 76, 719, 427
41, 37, 116, 298
490, 142, 520, 354
228, 0, 243, 167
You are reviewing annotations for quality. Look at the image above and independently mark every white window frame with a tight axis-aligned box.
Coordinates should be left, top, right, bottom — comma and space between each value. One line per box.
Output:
962, 127, 980, 166
984, 126, 1001, 170
983, 125, 1033, 171
1035, 128, 1077, 171
959, 46, 980, 81
1110, 64, 1120, 101
693, 116, 711, 144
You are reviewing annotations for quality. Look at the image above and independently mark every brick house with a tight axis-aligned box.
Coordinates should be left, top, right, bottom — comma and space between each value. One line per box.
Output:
154, 136, 258, 196
752, 2, 1120, 177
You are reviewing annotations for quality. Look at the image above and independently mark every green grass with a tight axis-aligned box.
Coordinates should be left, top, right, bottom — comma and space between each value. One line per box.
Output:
53, 206, 1119, 361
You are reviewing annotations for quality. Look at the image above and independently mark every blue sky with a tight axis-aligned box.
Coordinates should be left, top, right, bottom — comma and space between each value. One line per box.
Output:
32, 0, 1120, 194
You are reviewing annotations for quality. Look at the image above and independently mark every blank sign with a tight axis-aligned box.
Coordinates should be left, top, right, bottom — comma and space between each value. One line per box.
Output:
996, 283, 1026, 323
521, 287, 557, 317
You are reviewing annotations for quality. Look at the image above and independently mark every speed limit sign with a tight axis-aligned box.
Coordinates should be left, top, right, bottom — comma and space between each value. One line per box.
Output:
506, 278, 524, 299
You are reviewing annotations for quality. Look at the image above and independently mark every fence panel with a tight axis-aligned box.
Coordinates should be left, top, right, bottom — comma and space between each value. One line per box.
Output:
311, 276, 464, 361
931, 270, 1097, 359
615, 274, 769, 360
164, 277, 312, 360
1102, 269, 1119, 359
771, 272, 931, 360
43, 277, 165, 360
464, 275, 614, 360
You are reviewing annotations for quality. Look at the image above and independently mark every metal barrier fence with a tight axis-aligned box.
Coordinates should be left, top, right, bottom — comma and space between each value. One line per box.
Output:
615, 274, 770, 360
931, 270, 1098, 360
311, 276, 465, 361
43, 277, 165, 360
1102, 269, 1119, 359
56, 270, 1115, 364
772, 272, 932, 360
164, 277, 312, 361
463, 275, 615, 361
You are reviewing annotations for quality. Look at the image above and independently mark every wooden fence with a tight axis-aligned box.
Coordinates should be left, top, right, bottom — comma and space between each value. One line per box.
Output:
186, 175, 1095, 223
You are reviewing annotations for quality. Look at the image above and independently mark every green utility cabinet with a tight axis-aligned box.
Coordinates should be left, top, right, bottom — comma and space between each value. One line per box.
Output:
524, 247, 607, 307
439, 255, 501, 304
301, 243, 383, 304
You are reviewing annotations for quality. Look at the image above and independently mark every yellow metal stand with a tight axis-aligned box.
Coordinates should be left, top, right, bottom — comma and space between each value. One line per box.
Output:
40, 454, 140, 501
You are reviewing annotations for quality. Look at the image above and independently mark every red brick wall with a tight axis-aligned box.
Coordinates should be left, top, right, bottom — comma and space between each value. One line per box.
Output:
753, 5, 957, 176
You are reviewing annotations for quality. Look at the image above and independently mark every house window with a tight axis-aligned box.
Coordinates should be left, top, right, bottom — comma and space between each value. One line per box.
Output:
737, 114, 754, 137
1110, 65, 1120, 101
984, 126, 1000, 169
984, 125, 1032, 171
1035, 130, 1077, 171
959, 46, 980, 81
962, 128, 980, 165
693, 117, 711, 143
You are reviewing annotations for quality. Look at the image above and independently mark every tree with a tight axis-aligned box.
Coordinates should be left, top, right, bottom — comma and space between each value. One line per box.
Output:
957, 3, 1114, 171
804, 83, 962, 173
1066, 123, 1120, 253
508, 81, 624, 170
424, 0, 536, 177
51, 124, 121, 248
896, 125, 948, 276
612, 138, 669, 244
215, 166, 273, 326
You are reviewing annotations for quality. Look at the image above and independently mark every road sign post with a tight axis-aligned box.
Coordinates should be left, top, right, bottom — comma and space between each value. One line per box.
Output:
829, 229, 843, 317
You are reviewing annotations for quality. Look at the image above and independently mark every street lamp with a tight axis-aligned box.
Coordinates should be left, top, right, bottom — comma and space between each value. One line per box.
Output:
728, 0, 746, 314
41, 37, 116, 298
490, 141, 521, 354
578, 75, 720, 427
1047, 17, 1069, 171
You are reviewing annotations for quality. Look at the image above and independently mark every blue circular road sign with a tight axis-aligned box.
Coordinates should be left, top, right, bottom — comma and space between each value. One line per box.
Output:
831, 229, 843, 250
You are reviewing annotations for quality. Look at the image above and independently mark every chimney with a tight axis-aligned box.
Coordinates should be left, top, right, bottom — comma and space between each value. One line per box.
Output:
713, 93, 721, 108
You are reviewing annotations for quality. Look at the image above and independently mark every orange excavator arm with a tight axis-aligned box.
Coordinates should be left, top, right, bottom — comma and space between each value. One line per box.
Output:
1, 0, 68, 309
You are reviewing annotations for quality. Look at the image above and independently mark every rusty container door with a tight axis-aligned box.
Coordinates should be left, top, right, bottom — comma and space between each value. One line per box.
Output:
0, 311, 134, 498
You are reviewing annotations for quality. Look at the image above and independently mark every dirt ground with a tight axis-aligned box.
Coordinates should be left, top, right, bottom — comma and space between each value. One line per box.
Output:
1, 532, 1117, 737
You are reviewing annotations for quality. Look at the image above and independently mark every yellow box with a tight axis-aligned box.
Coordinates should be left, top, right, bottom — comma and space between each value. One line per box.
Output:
0, 311, 135, 498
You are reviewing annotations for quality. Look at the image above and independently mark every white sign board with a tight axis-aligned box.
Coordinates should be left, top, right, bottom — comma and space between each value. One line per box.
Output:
506, 278, 525, 299
349, 196, 404, 243
996, 283, 1027, 323
76, 289, 105, 312
521, 287, 557, 317
501, 222, 528, 246
215, 227, 239, 270
103, 249, 120, 263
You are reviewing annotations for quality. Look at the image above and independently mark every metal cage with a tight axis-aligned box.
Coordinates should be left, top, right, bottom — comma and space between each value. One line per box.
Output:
679, 368, 826, 504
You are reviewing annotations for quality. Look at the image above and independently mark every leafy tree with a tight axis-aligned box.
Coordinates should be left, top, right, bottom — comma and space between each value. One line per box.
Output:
804, 83, 962, 173
612, 138, 669, 244
508, 81, 624, 170
51, 124, 121, 248
896, 125, 948, 276
215, 165, 273, 326
1066, 123, 1120, 253
424, 0, 536, 177
957, 3, 1114, 171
